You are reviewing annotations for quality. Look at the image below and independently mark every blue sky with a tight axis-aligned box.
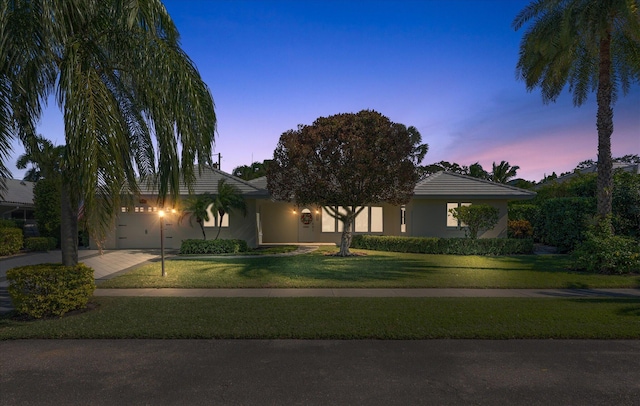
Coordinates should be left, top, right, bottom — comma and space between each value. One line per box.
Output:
10, 0, 640, 182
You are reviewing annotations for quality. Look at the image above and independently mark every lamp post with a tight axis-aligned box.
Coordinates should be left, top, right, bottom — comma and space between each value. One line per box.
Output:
159, 210, 166, 277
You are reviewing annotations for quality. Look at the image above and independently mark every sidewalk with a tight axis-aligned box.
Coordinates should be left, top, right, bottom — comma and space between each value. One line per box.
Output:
93, 287, 640, 298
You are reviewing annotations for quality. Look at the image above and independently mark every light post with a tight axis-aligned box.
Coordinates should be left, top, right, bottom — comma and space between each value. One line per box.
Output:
159, 210, 166, 277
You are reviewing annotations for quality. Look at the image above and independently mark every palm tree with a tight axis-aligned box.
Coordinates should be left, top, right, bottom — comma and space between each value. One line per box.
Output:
15, 135, 65, 182
513, 0, 640, 227
179, 194, 214, 240
211, 179, 247, 240
1, 1, 217, 265
491, 161, 520, 184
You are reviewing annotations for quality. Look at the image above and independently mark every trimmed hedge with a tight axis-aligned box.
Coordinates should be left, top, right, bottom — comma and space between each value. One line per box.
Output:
6, 263, 96, 318
536, 197, 596, 253
351, 235, 534, 255
180, 239, 249, 255
0, 219, 18, 229
0, 227, 23, 256
24, 236, 58, 252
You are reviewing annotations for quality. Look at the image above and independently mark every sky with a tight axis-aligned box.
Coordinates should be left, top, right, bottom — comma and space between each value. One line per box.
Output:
8, 0, 640, 182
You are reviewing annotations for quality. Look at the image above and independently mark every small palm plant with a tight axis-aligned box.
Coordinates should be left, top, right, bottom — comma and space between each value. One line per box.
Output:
211, 179, 247, 240
179, 194, 214, 240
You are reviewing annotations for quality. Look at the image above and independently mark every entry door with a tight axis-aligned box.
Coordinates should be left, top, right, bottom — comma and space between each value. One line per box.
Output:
298, 208, 315, 242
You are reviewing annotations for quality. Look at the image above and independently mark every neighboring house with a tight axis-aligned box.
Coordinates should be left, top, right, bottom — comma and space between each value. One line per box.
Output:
97, 167, 535, 249
0, 179, 35, 222
540, 162, 640, 186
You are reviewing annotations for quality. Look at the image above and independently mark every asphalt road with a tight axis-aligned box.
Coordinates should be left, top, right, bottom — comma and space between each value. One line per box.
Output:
1, 339, 639, 405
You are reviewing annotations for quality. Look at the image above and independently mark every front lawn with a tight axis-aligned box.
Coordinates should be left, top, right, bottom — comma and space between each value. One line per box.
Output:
97, 248, 640, 289
1, 297, 638, 339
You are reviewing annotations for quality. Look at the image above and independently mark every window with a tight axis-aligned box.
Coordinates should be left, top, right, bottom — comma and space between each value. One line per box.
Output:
204, 204, 229, 228
400, 206, 406, 233
371, 207, 383, 232
322, 207, 335, 232
355, 206, 368, 232
322, 206, 383, 233
447, 202, 471, 228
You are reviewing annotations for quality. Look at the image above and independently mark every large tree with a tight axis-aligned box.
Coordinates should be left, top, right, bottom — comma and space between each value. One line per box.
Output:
267, 110, 425, 256
513, 0, 640, 227
1, 1, 217, 265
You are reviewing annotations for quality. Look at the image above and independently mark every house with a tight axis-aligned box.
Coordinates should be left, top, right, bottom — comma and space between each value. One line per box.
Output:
0, 178, 35, 223
97, 167, 535, 249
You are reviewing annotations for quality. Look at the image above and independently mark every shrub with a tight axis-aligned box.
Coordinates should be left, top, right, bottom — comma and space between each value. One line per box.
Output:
351, 235, 533, 255
449, 204, 499, 239
180, 239, 249, 255
0, 219, 18, 229
0, 227, 23, 256
6, 263, 96, 318
537, 197, 595, 253
508, 203, 539, 223
24, 237, 57, 252
508, 220, 533, 239
571, 221, 640, 275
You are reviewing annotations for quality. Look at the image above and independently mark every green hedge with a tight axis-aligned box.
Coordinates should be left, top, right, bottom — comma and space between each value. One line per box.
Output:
24, 236, 58, 252
6, 263, 96, 318
351, 235, 534, 255
180, 239, 249, 255
0, 219, 18, 229
536, 197, 596, 253
0, 227, 23, 256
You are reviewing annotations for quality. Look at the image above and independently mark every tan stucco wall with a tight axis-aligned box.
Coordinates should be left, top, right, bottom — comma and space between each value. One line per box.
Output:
95, 196, 258, 249
406, 199, 508, 238
256, 201, 404, 244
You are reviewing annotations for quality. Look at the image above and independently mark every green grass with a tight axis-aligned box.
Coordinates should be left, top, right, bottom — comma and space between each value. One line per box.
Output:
1, 297, 638, 339
98, 248, 640, 289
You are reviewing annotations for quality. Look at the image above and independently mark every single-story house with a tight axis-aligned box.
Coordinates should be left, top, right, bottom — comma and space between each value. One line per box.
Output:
98, 167, 535, 249
0, 178, 35, 222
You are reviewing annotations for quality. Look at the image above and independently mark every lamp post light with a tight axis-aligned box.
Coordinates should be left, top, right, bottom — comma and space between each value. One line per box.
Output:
159, 209, 166, 277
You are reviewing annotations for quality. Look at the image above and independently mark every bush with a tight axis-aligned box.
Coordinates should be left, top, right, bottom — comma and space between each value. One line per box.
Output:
0, 219, 18, 229
508, 220, 533, 239
449, 204, 499, 239
571, 221, 640, 275
6, 263, 96, 318
180, 239, 249, 255
351, 235, 534, 255
508, 203, 539, 223
24, 236, 57, 252
537, 197, 595, 253
0, 227, 23, 256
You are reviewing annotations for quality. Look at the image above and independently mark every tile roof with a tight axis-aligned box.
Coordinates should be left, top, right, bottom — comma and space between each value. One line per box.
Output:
413, 171, 536, 199
0, 179, 35, 206
140, 167, 270, 197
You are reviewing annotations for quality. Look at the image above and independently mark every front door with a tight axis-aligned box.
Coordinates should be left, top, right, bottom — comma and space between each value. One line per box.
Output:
298, 208, 315, 242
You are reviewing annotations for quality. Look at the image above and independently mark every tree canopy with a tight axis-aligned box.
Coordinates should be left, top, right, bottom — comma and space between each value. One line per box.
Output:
267, 110, 425, 256
513, 0, 640, 226
232, 160, 272, 181
1, 0, 217, 264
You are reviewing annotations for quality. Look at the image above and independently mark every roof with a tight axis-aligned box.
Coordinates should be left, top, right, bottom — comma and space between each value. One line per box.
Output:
0, 179, 35, 206
413, 171, 536, 200
140, 167, 270, 197
137, 169, 535, 201
551, 162, 640, 185
248, 176, 267, 190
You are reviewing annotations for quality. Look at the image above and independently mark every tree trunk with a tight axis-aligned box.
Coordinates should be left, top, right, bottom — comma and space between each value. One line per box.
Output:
198, 219, 206, 240
337, 213, 355, 256
215, 213, 224, 240
596, 29, 614, 230
60, 181, 78, 266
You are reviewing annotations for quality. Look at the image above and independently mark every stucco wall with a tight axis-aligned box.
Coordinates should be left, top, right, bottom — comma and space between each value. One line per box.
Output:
407, 199, 508, 238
